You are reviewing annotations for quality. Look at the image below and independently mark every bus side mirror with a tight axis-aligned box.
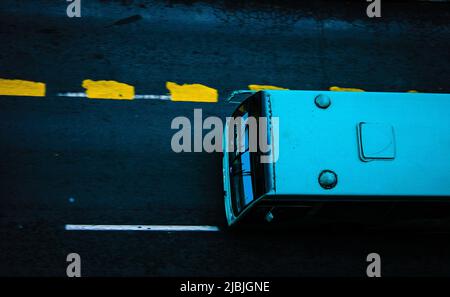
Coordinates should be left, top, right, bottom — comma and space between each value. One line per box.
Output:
225, 90, 256, 104
265, 209, 275, 223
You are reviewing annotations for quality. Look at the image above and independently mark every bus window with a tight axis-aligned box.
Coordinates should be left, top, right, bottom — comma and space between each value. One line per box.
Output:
230, 122, 254, 214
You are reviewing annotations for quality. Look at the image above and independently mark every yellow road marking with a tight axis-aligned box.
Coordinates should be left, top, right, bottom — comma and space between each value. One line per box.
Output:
329, 86, 365, 92
0, 79, 46, 97
166, 82, 218, 103
407, 90, 418, 93
248, 84, 289, 91
82, 80, 135, 100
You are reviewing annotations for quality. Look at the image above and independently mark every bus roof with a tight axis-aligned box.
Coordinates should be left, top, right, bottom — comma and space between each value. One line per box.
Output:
265, 90, 450, 197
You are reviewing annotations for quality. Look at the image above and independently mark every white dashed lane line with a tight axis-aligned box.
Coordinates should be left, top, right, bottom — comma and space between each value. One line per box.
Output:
65, 224, 221, 232
57, 92, 171, 101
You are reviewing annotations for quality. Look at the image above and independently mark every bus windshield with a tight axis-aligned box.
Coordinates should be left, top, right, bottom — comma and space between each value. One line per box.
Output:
228, 93, 273, 216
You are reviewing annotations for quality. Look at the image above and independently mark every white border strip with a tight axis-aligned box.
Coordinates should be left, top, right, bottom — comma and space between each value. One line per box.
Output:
65, 224, 220, 232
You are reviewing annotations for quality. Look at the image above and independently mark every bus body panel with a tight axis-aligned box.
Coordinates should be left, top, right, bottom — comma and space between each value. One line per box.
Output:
268, 90, 450, 196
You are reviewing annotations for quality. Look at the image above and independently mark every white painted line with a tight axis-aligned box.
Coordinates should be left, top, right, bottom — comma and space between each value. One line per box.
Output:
134, 94, 171, 100
65, 224, 220, 232
57, 92, 87, 98
57, 92, 172, 100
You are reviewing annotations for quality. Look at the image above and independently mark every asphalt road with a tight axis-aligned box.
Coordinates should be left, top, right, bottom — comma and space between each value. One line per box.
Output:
1, 0, 450, 276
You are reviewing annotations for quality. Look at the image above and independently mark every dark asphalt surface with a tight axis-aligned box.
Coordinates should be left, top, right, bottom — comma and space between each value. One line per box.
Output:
1, 0, 450, 276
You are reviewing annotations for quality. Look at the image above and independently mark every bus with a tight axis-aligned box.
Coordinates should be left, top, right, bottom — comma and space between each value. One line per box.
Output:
222, 90, 450, 226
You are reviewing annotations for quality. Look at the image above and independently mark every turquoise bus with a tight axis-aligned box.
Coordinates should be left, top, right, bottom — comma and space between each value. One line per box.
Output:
223, 90, 450, 226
